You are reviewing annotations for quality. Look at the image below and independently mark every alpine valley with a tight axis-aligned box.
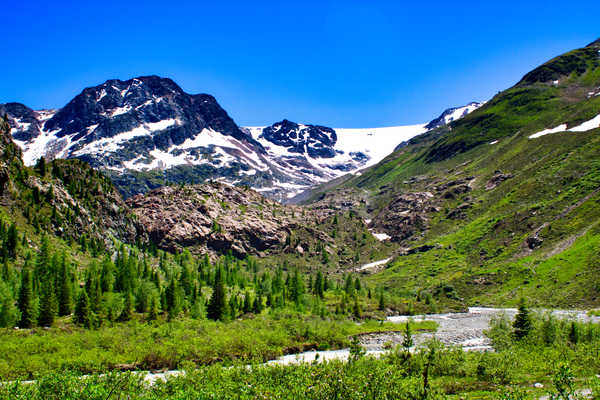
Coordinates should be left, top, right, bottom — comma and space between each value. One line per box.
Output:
0, 37, 600, 400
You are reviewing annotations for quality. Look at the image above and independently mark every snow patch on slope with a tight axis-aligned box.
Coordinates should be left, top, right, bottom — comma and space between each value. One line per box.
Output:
528, 124, 567, 139
74, 119, 180, 156
528, 114, 600, 139
357, 258, 392, 271
570, 114, 600, 132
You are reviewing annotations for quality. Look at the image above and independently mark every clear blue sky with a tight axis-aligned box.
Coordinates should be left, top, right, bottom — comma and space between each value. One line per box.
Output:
2, 1, 598, 127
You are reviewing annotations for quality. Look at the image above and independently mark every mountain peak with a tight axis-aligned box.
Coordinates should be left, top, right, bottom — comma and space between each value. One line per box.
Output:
261, 119, 337, 158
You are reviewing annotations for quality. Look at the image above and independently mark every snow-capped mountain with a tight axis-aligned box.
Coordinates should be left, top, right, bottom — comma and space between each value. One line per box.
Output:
1, 76, 481, 201
244, 122, 429, 192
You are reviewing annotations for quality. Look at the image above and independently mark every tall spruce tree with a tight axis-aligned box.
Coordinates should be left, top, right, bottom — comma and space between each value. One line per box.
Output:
513, 297, 532, 340
5, 223, 18, 259
165, 277, 181, 320
119, 290, 134, 322
0, 281, 19, 327
207, 266, 226, 320
100, 256, 115, 293
18, 265, 36, 328
289, 270, 305, 305
57, 253, 72, 316
378, 292, 385, 311
148, 294, 160, 321
402, 321, 414, 351
314, 271, 324, 298
74, 290, 91, 328
38, 280, 58, 326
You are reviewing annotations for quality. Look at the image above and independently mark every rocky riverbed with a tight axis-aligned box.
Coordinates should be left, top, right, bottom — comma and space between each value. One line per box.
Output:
269, 307, 600, 365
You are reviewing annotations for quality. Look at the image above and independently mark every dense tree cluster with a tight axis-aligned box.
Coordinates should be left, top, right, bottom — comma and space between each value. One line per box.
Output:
0, 225, 372, 328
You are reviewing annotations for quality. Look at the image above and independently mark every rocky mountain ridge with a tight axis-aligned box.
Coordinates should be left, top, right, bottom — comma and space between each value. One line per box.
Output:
2, 76, 480, 201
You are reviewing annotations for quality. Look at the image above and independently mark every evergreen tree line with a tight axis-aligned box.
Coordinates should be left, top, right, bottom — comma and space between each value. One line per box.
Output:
0, 234, 372, 328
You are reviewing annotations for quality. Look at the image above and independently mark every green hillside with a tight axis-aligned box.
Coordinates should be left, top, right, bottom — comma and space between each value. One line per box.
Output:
304, 39, 600, 310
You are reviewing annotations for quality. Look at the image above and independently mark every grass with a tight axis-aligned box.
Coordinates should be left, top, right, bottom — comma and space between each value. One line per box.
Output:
2, 313, 599, 399
0, 313, 436, 380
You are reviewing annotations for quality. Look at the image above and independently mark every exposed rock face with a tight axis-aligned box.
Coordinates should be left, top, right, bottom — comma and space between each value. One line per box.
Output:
446, 202, 472, 219
310, 188, 366, 213
436, 177, 473, 199
371, 192, 435, 242
0, 103, 45, 143
526, 236, 544, 250
0, 117, 22, 195
260, 120, 337, 158
486, 171, 513, 190
44, 160, 148, 246
127, 182, 333, 258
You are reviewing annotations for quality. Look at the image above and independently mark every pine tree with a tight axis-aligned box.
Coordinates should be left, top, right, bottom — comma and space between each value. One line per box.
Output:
181, 264, 193, 298
314, 271, 324, 298
243, 291, 252, 314
344, 275, 354, 296
207, 266, 227, 320
378, 292, 385, 311
289, 270, 305, 305
354, 277, 361, 292
402, 321, 414, 351
4, 223, 18, 259
513, 297, 531, 340
353, 297, 361, 319
0, 281, 19, 327
542, 315, 557, 345
38, 280, 58, 326
74, 290, 91, 328
100, 256, 114, 293
18, 266, 36, 328
119, 290, 134, 322
165, 277, 181, 319
57, 254, 72, 316
228, 295, 238, 317
35, 156, 46, 176
253, 295, 263, 314
148, 294, 160, 321
568, 321, 579, 344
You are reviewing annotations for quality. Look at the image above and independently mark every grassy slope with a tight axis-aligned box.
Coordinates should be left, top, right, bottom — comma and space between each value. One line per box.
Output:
305, 40, 600, 309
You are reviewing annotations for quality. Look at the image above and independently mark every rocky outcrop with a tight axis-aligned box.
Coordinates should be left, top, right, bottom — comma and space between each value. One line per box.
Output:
127, 182, 333, 258
485, 171, 513, 190
371, 192, 435, 242
436, 177, 473, 199
0, 116, 22, 195
446, 202, 472, 219
23, 160, 147, 248
526, 236, 544, 249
